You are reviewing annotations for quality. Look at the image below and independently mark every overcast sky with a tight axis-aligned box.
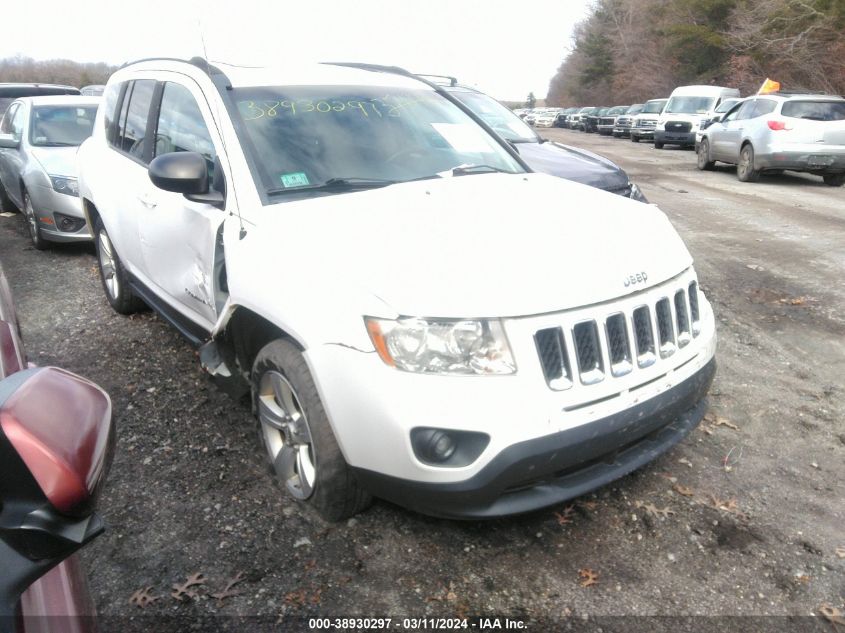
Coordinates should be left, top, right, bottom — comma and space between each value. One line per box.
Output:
1, 0, 592, 101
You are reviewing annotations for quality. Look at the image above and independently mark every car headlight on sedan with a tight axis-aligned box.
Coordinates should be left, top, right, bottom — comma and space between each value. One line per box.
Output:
365, 317, 516, 375
50, 176, 79, 197
628, 183, 648, 203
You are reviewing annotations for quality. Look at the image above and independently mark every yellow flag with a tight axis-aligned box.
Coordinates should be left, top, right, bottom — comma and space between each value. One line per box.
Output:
757, 78, 781, 95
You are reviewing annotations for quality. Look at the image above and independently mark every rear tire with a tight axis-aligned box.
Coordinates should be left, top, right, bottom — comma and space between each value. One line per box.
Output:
23, 191, 48, 250
631, 135, 640, 143
822, 173, 845, 187
697, 140, 716, 171
737, 144, 761, 182
94, 218, 144, 314
252, 339, 372, 521
654, 141, 664, 149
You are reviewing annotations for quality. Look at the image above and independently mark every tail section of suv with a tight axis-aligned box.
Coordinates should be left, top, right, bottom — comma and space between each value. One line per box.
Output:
78, 58, 716, 520
697, 93, 845, 185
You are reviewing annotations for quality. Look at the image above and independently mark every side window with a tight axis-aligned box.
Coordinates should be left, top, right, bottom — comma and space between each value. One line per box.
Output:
153, 82, 217, 176
119, 79, 156, 162
721, 103, 743, 123
114, 81, 133, 150
734, 100, 757, 121
102, 82, 121, 143
0, 103, 18, 135
752, 99, 776, 118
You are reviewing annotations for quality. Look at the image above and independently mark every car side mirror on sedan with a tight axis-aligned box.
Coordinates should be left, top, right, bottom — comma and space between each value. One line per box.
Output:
0, 134, 20, 150
148, 152, 225, 209
0, 366, 113, 626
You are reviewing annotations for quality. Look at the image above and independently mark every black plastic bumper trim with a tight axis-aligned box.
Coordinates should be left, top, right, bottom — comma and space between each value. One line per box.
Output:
353, 358, 716, 519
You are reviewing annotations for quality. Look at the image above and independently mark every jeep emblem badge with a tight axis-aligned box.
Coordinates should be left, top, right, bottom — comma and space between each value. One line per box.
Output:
624, 272, 649, 287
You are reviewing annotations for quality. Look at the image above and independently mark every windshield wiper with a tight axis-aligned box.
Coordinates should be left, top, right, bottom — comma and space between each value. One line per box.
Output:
37, 141, 76, 147
449, 164, 508, 176
266, 177, 397, 196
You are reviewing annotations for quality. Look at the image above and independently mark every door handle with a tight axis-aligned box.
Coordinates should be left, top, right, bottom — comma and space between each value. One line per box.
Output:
137, 193, 157, 209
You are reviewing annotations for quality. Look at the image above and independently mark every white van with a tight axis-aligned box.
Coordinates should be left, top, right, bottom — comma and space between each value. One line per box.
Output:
655, 85, 740, 149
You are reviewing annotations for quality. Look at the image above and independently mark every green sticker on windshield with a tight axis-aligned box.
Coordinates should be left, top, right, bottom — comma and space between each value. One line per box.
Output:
280, 172, 310, 188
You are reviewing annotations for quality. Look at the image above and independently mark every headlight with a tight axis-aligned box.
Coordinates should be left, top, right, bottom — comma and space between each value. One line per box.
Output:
364, 317, 516, 375
629, 183, 648, 203
50, 176, 79, 197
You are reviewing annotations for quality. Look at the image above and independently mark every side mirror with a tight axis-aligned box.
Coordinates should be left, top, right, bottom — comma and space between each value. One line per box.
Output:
0, 134, 20, 150
148, 152, 224, 209
0, 367, 113, 621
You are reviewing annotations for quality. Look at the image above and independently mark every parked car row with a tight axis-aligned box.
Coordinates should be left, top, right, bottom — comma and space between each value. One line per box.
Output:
549, 84, 845, 186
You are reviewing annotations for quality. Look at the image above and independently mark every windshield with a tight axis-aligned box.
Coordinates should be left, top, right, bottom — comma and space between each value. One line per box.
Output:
626, 104, 644, 114
449, 90, 537, 142
781, 100, 845, 121
642, 100, 666, 114
230, 86, 524, 196
665, 96, 716, 115
29, 105, 98, 147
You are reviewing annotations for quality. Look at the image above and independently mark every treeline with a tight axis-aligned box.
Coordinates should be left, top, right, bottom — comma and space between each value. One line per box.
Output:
0, 55, 115, 87
547, 0, 845, 106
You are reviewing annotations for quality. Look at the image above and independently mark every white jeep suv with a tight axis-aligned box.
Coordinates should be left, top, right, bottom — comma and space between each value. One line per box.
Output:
78, 59, 717, 520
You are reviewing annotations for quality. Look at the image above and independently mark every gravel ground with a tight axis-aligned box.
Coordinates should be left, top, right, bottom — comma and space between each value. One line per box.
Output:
1, 131, 843, 632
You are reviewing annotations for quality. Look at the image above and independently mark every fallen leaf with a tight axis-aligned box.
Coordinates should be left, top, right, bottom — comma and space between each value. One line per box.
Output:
129, 587, 161, 608
746, 264, 765, 271
635, 501, 675, 519
836, 546, 845, 559
819, 605, 845, 627
579, 500, 599, 511
794, 574, 810, 584
210, 572, 245, 604
678, 457, 693, 468
304, 559, 317, 571
554, 505, 576, 525
284, 588, 308, 608
673, 484, 695, 497
310, 587, 323, 605
171, 572, 206, 601
578, 568, 599, 587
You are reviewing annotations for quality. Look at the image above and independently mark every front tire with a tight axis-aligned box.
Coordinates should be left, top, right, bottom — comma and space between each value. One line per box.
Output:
252, 339, 371, 521
94, 218, 143, 314
654, 141, 665, 149
823, 173, 845, 187
23, 191, 48, 250
737, 144, 761, 182
0, 181, 14, 212
697, 139, 716, 171
631, 135, 640, 143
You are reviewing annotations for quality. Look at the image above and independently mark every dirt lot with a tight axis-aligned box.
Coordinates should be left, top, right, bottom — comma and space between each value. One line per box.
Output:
1, 130, 843, 631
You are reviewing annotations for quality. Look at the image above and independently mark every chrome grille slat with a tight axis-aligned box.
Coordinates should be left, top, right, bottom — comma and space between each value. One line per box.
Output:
688, 281, 701, 335
655, 297, 677, 358
573, 321, 604, 385
605, 313, 633, 377
633, 306, 656, 368
674, 290, 691, 347
535, 327, 572, 391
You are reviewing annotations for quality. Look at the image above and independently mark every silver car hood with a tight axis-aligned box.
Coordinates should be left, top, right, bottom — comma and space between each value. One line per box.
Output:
30, 147, 79, 178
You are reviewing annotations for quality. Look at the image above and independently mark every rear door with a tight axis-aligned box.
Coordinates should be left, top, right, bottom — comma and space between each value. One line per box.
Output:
136, 76, 227, 330
104, 78, 158, 272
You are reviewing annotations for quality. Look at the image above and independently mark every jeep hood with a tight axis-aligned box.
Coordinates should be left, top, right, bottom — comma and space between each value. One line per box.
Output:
518, 141, 631, 192
253, 173, 692, 318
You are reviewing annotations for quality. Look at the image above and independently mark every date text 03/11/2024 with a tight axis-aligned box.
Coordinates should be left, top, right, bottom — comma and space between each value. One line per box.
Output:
306, 617, 529, 630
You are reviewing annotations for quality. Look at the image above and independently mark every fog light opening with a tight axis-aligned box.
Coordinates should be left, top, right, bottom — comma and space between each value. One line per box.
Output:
425, 431, 456, 462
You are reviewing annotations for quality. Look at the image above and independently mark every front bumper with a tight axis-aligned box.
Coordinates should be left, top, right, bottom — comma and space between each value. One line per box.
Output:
28, 184, 92, 242
631, 128, 655, 139
654, 130, 696, 146
354, 358, 716, 518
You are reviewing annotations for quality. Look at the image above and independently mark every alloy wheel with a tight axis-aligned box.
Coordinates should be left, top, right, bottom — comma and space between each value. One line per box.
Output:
258, 370, 316, 500
98, 231, 120, 299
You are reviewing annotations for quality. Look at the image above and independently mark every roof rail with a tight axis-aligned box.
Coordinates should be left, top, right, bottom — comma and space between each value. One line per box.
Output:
119, 56, 223, 75
415, 74, 458, 87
